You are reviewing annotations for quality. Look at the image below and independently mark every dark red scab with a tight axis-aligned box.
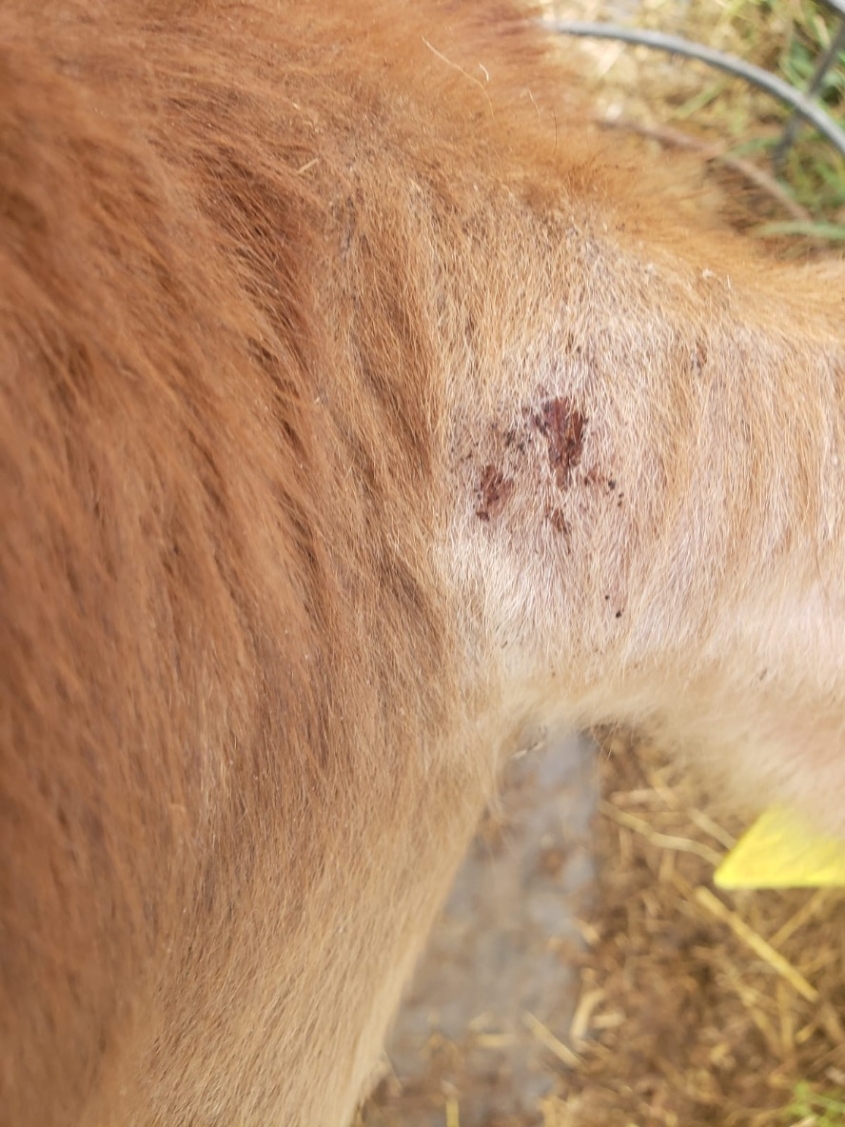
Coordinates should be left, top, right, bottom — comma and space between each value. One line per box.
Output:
536, 397, 587, 491
547, 508, 569, 535
475, 464, 514, 522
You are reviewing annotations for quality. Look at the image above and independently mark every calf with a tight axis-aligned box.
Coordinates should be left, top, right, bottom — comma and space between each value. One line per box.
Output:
1, 1, 844, 1124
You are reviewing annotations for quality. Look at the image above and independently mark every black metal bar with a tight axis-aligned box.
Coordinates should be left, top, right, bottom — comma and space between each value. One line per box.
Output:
773, 17, 845, 168
546, 20, 845, 160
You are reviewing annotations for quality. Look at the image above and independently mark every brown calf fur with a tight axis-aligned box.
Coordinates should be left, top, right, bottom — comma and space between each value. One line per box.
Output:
2, 1, 845, 1123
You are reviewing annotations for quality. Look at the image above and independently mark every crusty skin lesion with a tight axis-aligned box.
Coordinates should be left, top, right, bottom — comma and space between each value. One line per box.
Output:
439, 193, 845, 807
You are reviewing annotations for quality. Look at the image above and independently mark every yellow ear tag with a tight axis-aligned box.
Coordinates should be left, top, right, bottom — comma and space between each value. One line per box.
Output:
714, 806, 845, 890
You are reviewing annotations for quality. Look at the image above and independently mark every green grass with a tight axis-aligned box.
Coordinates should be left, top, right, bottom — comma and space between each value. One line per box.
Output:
768, 0, 845, 226
731, 0, 845, 236
784, 1082, 845, 1126
633, 0, 845, 242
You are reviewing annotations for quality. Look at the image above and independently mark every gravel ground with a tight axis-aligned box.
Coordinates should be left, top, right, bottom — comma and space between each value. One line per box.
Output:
361, 733, 599, 1126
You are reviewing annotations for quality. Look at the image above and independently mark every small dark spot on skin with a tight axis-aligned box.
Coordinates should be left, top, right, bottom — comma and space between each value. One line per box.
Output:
615, 610, 622, 619
476, 463, 514, 522
547, 507, 569, 535
693, 338, 708, 374
534, 397, 587, 491
604, 594, 610, 601
607, 479, 616, 490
